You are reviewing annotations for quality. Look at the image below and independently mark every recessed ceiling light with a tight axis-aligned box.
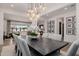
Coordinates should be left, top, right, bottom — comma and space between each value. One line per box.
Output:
64, 7, 68, 10
10, 4, 14, 7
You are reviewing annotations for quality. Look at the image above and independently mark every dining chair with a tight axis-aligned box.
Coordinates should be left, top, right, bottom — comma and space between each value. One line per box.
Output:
12, 34, 21, 56
51, 39, 79, 56
13, 34, 17, 54
66, 39, 79, 56
56, 39, 79, 56
18, 36, 41, 56
17, 36, 31, 56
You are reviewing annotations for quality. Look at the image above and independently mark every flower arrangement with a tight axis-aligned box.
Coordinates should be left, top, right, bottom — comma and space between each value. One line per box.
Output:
27, 31, 38, 36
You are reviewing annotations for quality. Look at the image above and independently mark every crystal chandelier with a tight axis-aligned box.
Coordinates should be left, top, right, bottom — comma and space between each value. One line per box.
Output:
26, 3, 47, 20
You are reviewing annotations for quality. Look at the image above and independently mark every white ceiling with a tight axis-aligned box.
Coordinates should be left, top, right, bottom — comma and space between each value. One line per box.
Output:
0, 3, 73, 22
0, 3, 71, 13
41, 3, 76, 19
0, 3, 28, 12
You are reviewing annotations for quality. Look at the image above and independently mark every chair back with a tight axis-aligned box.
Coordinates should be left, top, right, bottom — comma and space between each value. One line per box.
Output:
18, 36, 31, 56
66, 39, 79, 56
13, 34, 18, 45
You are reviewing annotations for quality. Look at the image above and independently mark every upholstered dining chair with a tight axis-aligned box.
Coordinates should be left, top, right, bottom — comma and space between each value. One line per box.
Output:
49, 39, 79, 56
12, 34, 21, 56
17, 36, 31, 56
52, 39, 79, 56
66, 39, 79, 56
18, 36, 41, 56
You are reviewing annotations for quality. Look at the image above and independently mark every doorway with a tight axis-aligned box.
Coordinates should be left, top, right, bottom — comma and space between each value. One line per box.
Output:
59, 18, 64, 41
59, 22, 62, 35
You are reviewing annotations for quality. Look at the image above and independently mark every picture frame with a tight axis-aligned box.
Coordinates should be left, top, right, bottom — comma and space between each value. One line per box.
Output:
66, 16, 75, 35
67, 23, 73, 28
66, 17, 73, 23
67, 29, 73, 35
47, 21, 51, 33
47, 20, 55, 33
51, 20, 55, 33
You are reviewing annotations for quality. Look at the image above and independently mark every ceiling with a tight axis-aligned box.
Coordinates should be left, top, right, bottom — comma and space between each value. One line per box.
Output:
0, 3, 71, 13
41, 3, 76, 20
0, 3, 73, 22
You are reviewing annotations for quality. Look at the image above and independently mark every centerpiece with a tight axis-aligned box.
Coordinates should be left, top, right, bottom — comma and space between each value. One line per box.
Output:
27, 31, 38, 40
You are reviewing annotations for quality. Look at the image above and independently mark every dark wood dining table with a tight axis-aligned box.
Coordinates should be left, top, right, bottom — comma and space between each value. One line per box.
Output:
27, 37, 68, 56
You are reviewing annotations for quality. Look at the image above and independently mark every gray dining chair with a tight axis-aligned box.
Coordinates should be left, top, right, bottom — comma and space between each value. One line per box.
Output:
66, 39, 79, 56
13, 34, 18, 55
12, 34, 21, 56
19, 36, 41, 56
17, 36, 31, 56
50, 39, 79, 56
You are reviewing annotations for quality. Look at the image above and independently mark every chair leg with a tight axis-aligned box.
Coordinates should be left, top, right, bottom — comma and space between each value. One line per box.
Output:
15, 47, 20, 56
20, 52, 22, 56
15, 45, 17, 53
15, 45, 19, 56
15, 45, 21, 56
15, 49, 19, 56
19, 50, 21, 56
18, 50, 22, 56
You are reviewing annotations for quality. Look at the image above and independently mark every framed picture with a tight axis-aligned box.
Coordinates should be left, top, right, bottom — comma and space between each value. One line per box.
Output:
67, 29, 73, 35
47, 21, 50, 32
66, 16, 75, 35
51, 20, 55, 33
67, 23, 73, 28
66, 17, 73, 23
47, 20, 55, 33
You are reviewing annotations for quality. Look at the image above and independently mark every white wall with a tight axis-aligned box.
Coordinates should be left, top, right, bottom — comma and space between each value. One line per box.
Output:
39, 6, 76, 43
0, 10, 4, 45
76, 4, 79, 40
4, 20, 7, 35
53, 9, 76, 43
74, 3, 79, 55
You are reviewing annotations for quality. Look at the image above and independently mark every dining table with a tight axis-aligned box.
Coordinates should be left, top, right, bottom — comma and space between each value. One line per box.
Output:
26, 37, 68, 56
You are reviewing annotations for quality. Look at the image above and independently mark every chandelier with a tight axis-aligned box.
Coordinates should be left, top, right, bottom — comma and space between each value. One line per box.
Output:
26, 3, 47, 20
